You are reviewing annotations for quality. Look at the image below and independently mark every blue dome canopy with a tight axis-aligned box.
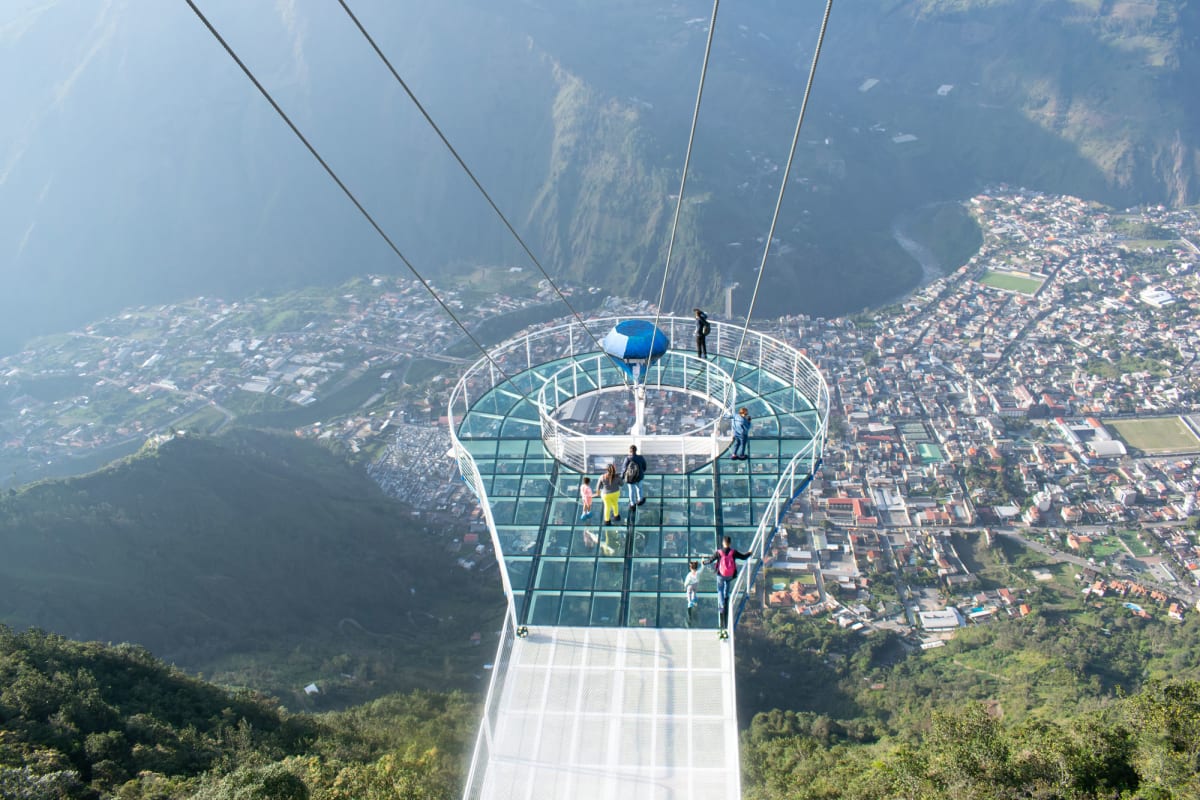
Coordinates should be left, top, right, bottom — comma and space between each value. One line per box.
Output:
602, 320, 669, 361
602, 320, 669, 384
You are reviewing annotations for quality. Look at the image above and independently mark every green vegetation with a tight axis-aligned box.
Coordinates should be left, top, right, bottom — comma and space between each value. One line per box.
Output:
233, 365, 403, 431
979, 270, 1044, 294
1118, 530, 1153, 558
17, 616, 1200, 800
451, 265, 540, 299
737, 531, 1200, 797
1087, 355, 1171, 380
172, 405, 229, 436
0, 626, 476, 799
1109, 217, 1179, 241
1090, 535, 1126, 559
741, 681, 1200, 800
0, 430, 503, 703
1110, 416, 1200, 455
404, 358, 453, 386
962, 451, 1025, 504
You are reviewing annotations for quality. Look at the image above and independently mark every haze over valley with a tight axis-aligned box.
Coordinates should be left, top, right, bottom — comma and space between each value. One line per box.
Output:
3, 0, 1199, 354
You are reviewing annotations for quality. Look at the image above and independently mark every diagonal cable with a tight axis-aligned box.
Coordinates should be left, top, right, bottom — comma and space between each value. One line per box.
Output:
733, 0, 833, 369
650, 0, 720, 347
336, 0, 622, 382
184, 0, 525, 396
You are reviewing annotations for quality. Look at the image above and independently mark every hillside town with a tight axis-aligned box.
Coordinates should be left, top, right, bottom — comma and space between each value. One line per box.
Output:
2, 189, 1199, 642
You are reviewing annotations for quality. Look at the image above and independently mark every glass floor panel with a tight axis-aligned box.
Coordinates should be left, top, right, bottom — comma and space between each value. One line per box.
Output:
457, 349, 816, 629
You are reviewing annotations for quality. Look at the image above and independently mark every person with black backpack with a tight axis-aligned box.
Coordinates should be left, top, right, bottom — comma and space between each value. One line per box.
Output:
703, 536, 750, 630
621, 444, 648, 513
694, 308, 710, 358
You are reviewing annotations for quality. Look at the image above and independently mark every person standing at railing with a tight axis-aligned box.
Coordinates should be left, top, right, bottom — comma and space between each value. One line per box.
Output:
694, 308, 710, 358
598, 463, 623, 526
730, 407, 752, 460
703, 536, 750, 631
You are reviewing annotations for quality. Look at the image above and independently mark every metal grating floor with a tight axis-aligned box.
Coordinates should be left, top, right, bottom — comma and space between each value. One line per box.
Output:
479, 627, 740, 800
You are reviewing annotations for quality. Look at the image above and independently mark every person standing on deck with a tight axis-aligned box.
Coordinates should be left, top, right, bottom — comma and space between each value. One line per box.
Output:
622, 444, 648, 514
694, 308, 710, 359
730, 407, 752, 460
598, 463, 623, 526
703, 536, 750, 630
684, 561, 701, 623
579, 476, 594, 520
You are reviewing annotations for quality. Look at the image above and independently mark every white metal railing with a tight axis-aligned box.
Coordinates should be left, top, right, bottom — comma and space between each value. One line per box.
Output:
462, 613, 516, 800
727, 453, 823, 645
537, 350, 735, 474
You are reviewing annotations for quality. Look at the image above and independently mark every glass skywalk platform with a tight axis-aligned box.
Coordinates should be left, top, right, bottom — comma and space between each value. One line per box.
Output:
449, 316, 829, 800
455, 353, 819, 629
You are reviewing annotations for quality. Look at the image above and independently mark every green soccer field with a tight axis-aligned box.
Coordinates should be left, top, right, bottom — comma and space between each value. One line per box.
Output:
1110, 417, 1200, 454
979, 270, 1044, 294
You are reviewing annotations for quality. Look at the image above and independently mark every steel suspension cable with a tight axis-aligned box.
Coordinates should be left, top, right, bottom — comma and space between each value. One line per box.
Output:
184, 0, 526, 396
732, 0, 833, 368
336, 0, 623, 384
649, 0, 721, 347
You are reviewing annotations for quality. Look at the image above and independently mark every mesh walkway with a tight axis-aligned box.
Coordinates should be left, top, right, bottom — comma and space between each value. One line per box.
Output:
478, 627, 739, 800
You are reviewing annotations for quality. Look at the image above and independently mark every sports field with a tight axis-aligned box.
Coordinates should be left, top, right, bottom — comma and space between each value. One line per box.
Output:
980, 270, 1044, 294
1109, 416, 1200, 454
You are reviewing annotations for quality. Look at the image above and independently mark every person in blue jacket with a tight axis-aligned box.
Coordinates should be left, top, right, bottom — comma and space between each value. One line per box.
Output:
730, 407, 752, 460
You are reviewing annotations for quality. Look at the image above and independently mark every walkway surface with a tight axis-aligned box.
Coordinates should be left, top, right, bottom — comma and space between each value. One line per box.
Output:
477, 627, 739, 800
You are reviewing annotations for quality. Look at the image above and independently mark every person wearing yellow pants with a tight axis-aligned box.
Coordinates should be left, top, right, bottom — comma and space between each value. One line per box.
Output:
597, 463, 622, 526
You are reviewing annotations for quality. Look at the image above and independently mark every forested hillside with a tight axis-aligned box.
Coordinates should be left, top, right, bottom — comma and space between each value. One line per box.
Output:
0, 431, 503, 704
732, 530, 1200, 799
5, 623, 1200, 799
0, 626, 476, 799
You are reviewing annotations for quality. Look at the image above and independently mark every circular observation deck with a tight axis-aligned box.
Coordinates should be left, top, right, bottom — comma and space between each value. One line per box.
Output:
538, 350, 736, 475
449, 316, 829, 630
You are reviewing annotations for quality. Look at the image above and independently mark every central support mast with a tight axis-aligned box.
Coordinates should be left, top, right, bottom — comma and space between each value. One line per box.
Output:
632, 382, 647, 436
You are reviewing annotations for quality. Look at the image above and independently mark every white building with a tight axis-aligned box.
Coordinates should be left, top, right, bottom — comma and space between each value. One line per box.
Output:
919, 607, 965, 631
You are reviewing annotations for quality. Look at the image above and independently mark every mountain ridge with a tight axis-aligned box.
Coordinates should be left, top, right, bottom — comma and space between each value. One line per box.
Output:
0, 429, 502, 702
2, 1, 1199, 349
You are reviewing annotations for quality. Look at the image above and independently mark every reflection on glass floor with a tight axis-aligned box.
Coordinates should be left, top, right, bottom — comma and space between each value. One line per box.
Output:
457, 353, 818, 629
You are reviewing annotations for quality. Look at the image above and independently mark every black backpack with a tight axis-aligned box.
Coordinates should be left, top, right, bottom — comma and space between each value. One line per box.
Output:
624, 458, 643, 483
699, 318, 711, 336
